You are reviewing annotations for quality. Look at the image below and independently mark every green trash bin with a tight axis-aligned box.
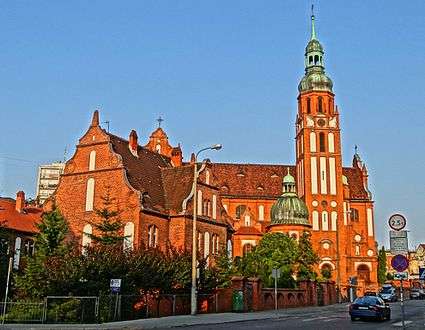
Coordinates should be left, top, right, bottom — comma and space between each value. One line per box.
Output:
232, 290, 244, 312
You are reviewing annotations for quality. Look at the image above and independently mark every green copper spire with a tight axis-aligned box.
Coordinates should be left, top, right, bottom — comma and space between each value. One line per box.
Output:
311, 5, 317, 40
298, 7, 333, 93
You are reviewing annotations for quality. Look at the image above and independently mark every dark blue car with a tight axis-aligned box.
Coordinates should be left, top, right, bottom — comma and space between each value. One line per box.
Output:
349, 296, 391, 321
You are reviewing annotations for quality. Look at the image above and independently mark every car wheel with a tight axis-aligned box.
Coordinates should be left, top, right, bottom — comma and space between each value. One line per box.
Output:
351, 316, 356, 321
386, 313, 391, 321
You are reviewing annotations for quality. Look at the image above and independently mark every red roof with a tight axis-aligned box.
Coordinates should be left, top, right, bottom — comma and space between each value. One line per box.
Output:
234, 226, 263, 236
211, 162, 370, 200
0, 198, 42, 234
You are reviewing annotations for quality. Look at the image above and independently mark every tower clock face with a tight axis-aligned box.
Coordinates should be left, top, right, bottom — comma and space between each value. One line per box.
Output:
388, 214, 406, 231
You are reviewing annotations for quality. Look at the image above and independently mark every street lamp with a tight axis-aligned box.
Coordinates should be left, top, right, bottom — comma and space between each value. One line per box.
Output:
191, 144, 222, 316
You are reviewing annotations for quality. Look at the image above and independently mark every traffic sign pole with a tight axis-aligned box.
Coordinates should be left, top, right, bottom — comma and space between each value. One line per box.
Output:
400, 278, 405, 329
388, 214, 408, 330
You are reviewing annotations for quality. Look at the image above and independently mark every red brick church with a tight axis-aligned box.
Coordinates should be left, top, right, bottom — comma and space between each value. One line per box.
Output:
50, 13, 378, 294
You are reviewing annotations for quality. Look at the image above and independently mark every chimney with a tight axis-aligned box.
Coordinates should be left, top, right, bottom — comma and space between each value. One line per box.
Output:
190, 153, 196, 164
16, 191, 25, 213
91, 110, 99, 127
171, 144, 183, 167
129, 130, 138, 157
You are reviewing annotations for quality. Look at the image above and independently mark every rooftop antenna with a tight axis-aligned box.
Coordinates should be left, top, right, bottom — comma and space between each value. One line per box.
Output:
157, 116, 164, 128
63, 146, 68, 162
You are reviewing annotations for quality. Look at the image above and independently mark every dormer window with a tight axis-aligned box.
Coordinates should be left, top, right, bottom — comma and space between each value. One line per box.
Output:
236, 172, 245, 177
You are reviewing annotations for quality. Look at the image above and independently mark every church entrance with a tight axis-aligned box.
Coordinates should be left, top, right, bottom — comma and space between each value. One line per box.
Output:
357, 264, 371, 283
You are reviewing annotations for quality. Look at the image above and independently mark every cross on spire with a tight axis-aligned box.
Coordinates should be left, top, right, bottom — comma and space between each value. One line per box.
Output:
157, 116, 164, 128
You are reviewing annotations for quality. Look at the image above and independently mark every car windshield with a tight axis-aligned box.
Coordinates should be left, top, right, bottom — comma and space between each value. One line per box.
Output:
380, 287, 393, 293
354, 296, 378, 305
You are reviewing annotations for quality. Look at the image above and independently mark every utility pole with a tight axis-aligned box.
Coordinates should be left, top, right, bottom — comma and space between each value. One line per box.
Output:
2, 257, 13, 324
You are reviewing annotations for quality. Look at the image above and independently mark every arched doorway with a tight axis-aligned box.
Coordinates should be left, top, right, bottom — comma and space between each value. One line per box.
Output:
357, 264, 371, 283
320, 263, 333, 280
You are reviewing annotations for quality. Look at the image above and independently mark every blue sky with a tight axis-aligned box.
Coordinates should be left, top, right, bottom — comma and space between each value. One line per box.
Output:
1, 1, 424, 248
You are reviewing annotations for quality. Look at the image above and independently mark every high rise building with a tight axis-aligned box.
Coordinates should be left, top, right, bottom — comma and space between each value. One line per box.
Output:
36, 162, 65, 204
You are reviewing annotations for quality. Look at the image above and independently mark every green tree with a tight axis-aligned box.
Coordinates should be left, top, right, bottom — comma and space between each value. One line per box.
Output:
15, 208, 69, 298
238, 232, 299, 288
87, 189, 125, 246
211, 248, 236, 288
377, 246, 387, 285
35, 208, 69, 256
296, 231, 319, 280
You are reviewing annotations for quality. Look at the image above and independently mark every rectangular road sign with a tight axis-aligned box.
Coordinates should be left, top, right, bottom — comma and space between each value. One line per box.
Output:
394, 272, 408, 280
110, 279, 122, 293
390, 230, 408, 255
271, 268, 281, 279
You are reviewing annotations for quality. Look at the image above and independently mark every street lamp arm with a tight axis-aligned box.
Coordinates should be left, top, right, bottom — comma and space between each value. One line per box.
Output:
190, 144, 221, 316
181, 160, 208, 213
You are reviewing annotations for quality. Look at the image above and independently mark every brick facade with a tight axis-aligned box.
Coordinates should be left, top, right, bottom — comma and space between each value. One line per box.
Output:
52, 112, 231, 258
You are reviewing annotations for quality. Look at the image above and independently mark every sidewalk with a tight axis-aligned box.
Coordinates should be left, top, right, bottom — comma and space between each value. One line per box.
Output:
1, 304, 348, 330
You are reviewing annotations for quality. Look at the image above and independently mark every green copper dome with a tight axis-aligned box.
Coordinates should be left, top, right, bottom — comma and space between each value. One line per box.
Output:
270, 169, 310, 226
298, 13, 333, 93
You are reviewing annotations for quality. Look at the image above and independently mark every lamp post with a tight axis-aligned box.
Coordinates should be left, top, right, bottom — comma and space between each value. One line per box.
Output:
191, 144, 222, 316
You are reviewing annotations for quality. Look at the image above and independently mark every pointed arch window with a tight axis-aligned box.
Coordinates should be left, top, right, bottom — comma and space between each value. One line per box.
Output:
204, 232, 210, 258
123, 222, 135, 250
13, 237, 22, 269
258, 205, 264, 221
205, 170, 210, 185
235, 205, 246, 219
89, 150, 96, 171
85, 178, 95, 211
197, 190, 203, 215
307, 98, 311, 114
148, 225, 158, 248
82, 224, 92, 255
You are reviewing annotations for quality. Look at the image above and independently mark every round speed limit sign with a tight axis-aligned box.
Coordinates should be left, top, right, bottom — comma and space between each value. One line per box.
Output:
388, 214, 406, 231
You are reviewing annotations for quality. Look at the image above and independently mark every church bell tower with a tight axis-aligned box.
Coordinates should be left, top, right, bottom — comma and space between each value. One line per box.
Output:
295, 11, 346, 284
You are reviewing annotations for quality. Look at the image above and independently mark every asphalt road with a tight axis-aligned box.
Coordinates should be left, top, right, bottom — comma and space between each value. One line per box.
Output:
180, 300, 425, 330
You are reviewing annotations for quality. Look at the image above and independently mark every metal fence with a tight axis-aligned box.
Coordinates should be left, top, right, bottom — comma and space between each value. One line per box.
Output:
43, 296, 99, 324
0, 302, 44, 323
1, 293, 217, 324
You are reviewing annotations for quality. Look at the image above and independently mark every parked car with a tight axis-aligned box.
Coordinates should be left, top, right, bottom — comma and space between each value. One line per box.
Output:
410, 288, 425, 300
349, 296, 391, 321
379, 285, 397, 302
